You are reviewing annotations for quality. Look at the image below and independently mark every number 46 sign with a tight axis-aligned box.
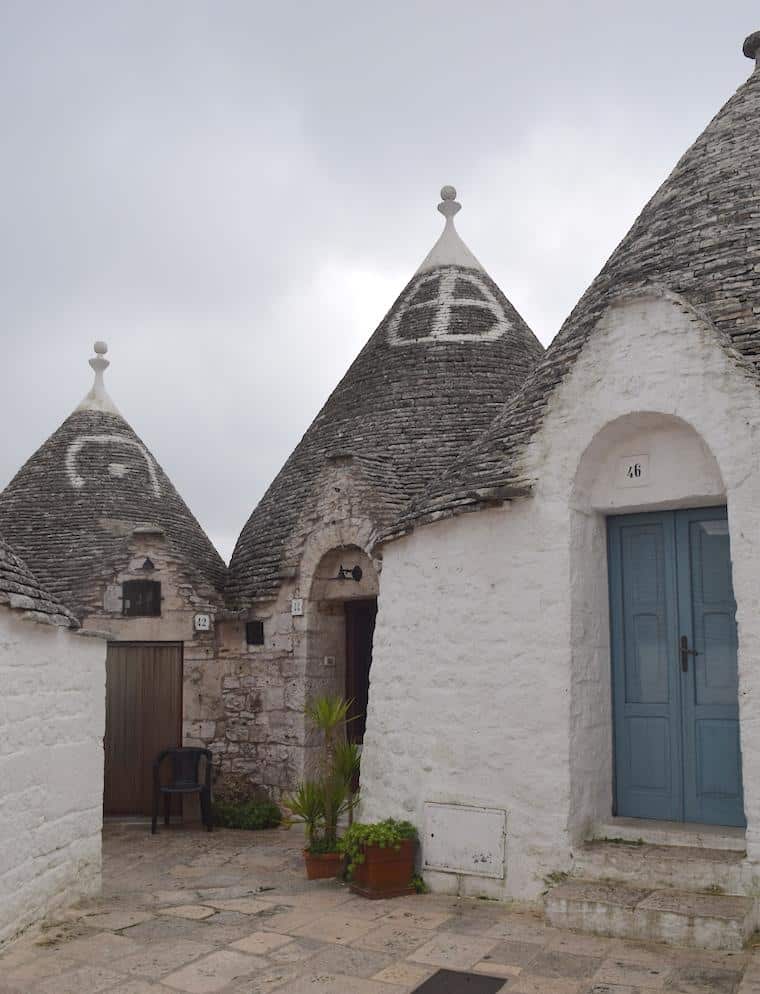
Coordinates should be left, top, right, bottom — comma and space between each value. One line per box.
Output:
619, 454, 650, 488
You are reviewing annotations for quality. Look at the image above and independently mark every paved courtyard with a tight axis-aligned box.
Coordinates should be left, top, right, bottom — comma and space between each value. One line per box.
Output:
1, 822, 758, 994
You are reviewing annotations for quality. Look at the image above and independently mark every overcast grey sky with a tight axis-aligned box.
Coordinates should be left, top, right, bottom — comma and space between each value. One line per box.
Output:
1, 2, 757, 562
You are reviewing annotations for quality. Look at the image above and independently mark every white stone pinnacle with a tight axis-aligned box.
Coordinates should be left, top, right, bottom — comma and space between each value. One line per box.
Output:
75, 341, 122, 416
415, 185, 485, 275
743, 30, 760, 67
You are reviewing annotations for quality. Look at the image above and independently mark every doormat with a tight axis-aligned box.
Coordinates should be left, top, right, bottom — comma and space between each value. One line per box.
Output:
411, 969, 508, 993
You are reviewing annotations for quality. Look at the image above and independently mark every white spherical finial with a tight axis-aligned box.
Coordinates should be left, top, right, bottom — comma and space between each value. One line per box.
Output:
89, 341, 110, 377
437, 184, 461, 220
744, 30, 760, 66
75, 340, 121, 415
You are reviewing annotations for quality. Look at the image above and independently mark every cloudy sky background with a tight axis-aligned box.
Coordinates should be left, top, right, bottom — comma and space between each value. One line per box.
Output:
1, 2, 757, 561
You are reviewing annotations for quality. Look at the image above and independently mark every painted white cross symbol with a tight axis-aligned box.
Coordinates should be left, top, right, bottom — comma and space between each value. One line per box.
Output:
387, 268, 512, 345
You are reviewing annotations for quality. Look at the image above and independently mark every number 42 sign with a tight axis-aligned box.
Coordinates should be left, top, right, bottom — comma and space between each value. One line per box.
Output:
619, 454, 650, 488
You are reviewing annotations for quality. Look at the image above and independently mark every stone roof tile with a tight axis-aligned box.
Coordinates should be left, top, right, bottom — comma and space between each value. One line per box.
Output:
0, 535, 78, 628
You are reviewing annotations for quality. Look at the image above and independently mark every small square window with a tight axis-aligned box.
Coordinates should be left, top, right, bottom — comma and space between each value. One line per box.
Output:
246, 620, 265, 646
122, 580, 162, 617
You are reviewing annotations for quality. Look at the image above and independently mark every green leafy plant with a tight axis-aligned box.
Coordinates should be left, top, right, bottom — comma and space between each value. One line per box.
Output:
285, 694, 360, 854
286, 781, 324, 848
543, 869, 570, 888
333, 740, 361, 787
306, 835, 339, 855
212, 798, 282, 830
333, 739, 361, 827
338, 818, 417, 877
410, 873, 428, 894
305, 695, 352, 738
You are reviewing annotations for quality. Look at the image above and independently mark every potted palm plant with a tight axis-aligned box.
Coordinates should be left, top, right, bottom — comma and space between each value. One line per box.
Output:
286, 694, 360, 879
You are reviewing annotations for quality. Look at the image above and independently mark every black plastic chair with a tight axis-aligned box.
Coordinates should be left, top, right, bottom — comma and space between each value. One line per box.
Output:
152, 747, 213, 834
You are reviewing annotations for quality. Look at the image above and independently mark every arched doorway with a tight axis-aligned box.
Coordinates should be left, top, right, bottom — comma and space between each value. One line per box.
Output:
569, 412, 745, 831
306, 545, 380, 766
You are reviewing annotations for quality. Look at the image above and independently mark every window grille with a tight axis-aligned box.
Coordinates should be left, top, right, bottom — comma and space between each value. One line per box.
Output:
122, 579, 162, 617
246, 620, 265, 646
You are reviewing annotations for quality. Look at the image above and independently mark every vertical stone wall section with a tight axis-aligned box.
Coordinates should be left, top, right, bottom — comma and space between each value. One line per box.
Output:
0, 613, 105, 947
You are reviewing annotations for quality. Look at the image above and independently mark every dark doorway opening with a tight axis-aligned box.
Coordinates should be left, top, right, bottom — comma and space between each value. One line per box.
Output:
104, 641, 183, 816
344, 598, 377, 744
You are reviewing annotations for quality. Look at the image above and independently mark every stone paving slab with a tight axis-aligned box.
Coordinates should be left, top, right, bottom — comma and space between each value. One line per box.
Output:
0, 822, 756, 994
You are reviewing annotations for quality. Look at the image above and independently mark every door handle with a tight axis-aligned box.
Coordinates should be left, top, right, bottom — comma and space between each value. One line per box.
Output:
680, 635, 699, 673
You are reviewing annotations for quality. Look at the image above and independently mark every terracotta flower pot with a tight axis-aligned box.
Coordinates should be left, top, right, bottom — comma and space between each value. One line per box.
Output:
304, 848, 343, 880
349, 838, 416, 899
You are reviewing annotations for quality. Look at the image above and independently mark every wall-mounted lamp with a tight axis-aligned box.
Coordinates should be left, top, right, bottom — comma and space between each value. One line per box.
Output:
336, 564, 363, 582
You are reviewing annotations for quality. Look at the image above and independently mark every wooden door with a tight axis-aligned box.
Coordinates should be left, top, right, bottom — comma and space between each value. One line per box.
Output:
608, 508, 744, 826
104, 642, 183, 816
345, 599, 378, 744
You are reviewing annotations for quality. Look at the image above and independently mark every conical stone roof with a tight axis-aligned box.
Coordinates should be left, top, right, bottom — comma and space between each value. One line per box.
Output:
394, 37, 760, 533
0, 344, 226, 617
226, 187, 544, 606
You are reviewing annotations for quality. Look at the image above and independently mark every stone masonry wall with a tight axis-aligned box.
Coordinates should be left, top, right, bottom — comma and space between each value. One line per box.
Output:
79, 530, 221, 799
0, 610, 106, 947
212, 459, 382, 796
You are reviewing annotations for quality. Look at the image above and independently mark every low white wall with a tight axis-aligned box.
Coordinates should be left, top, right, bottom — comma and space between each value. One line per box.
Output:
361, 290, 760, 902
360, 499, 572, 901
0, 611, 106, 947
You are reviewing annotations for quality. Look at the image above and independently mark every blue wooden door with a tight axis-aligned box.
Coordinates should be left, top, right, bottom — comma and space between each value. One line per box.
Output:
609, 508, 744, 826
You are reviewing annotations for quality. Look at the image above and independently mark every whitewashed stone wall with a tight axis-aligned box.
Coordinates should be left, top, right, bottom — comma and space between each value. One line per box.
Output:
0, 611, 106, 947
360, 290, 760, 902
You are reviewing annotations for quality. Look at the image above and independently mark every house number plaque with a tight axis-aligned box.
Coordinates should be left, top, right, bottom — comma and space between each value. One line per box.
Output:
619, 454, 650, 488
194, 613, 212, 632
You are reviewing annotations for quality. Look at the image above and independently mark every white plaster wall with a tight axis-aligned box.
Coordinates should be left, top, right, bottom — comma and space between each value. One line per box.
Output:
361, 499, 572, 901
361, 291, 760, 901
584, 413, 724, 512
0, 611, 106, 947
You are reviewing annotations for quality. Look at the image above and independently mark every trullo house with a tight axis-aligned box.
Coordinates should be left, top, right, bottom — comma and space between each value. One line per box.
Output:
356, 29, 760, 923
0, 343, 226, 817
220, 186, 544, 790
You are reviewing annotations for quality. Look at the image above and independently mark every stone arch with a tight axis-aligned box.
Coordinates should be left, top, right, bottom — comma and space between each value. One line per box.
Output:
571, 411, 726, 514
567, 412, 729, 841
298, 518, 381, 598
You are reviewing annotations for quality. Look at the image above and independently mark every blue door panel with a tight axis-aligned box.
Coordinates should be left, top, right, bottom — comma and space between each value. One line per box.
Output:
700, 612, 738, 702
609, 514, 681, 821
626, 716, 671, 791
695, 721, 742, 798
677, 508, 744, 827
627, 612, 669, 703
609, 507, 744, 827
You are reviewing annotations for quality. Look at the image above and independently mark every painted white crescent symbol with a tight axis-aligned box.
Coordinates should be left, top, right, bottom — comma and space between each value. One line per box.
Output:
65, 434, 161, 497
